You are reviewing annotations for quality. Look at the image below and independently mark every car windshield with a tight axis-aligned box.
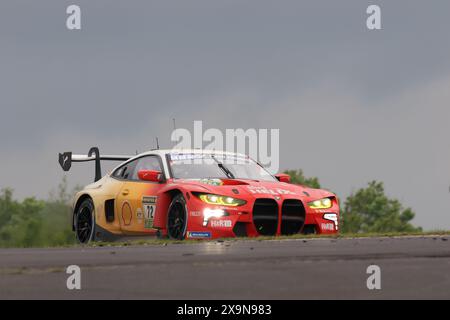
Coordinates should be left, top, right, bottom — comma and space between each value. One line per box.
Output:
168, 153, 276, 181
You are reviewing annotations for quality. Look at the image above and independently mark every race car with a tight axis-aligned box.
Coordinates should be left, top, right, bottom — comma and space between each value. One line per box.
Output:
58, 147, 339, 243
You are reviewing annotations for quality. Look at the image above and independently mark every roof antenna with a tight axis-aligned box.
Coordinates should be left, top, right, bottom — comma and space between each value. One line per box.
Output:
172, 118, 177, 147
155, 137, 160, 150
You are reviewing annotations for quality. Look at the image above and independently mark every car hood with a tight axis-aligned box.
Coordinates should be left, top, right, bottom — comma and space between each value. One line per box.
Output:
173, 178, 334, 201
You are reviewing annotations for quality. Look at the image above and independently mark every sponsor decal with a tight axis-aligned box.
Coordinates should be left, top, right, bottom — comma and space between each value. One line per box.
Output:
187, 231, 212, 239
198, 178, 223, 186
121, 202, 132, 226
247, 186, 295, 196
142, 196, 157, 229
169, 153, 206, 161
136, 208, 143, 224
210, 220, 233, 228
277, 189, 295, 195
190, 211, 202, 217
323, 213, 339, 230
321, 223, 335, 231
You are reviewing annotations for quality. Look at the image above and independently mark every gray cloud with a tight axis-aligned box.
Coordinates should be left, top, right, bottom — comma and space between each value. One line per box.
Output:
1, 0, 450, 229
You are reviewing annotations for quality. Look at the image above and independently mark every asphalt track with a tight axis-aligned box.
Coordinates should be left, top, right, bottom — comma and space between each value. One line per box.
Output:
0, 236, 449, 299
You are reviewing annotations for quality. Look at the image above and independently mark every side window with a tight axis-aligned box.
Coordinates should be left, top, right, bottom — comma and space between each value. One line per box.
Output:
112, 159, 138, 180
131, 156, 162, 181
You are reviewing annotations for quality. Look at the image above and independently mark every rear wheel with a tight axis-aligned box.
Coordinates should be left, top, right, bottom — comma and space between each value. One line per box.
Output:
75, 198, 96, 244
167, 194, 187, 240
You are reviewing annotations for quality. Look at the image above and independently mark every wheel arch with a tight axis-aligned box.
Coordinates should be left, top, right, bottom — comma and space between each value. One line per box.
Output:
153, 183, 208, 231
153, 187, 186, 230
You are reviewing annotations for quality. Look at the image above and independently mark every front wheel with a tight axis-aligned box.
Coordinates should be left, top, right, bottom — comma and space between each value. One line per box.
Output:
167, 194, 188, 240
75, 198, 96, 244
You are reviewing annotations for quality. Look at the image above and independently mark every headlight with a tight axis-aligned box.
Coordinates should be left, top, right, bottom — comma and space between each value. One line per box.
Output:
308, 198, 332, 209
198, 194, 246, 207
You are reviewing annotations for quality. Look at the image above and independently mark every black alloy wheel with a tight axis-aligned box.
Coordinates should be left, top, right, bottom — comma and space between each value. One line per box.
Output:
75, 198, 95, 244
167, 194, 187, 240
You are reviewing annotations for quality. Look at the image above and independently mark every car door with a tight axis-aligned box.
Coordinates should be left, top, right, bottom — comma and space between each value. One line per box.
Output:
115, 155, 166, 235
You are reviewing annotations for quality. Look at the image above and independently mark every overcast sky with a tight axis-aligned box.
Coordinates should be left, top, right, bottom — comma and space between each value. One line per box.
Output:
1, 1, 450, 230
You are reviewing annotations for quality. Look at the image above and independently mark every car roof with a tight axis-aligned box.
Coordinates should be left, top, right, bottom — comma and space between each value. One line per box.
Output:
137, 149, 248, 158
109, 149, 250, 177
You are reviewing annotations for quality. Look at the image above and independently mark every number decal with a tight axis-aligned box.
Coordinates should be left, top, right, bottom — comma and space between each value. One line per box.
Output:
142, 196, 157, 229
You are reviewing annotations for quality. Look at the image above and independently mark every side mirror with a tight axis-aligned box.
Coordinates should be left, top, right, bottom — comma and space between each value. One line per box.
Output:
138, 170, 163, 183
275, 173, 291, 183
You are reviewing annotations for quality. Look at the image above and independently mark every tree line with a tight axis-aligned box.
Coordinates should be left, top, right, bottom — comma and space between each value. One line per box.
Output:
0, 178, 76, 248
285, 169, 421, 234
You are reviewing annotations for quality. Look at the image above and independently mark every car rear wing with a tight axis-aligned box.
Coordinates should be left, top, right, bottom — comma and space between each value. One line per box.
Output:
59, 147, 133, 182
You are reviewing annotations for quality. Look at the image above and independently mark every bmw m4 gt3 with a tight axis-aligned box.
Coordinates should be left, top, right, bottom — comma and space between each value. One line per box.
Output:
58, 147, 339, 243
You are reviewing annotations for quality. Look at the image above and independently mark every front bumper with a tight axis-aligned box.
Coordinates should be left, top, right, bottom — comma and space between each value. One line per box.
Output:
184, 194, 339, 239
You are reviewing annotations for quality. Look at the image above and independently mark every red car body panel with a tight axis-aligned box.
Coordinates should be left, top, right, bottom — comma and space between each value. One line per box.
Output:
153, 178, 339, 239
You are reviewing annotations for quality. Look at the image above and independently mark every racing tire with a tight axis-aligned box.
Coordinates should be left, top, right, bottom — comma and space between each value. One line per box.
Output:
167, 194, 188, 240
75, 198, 96, 244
